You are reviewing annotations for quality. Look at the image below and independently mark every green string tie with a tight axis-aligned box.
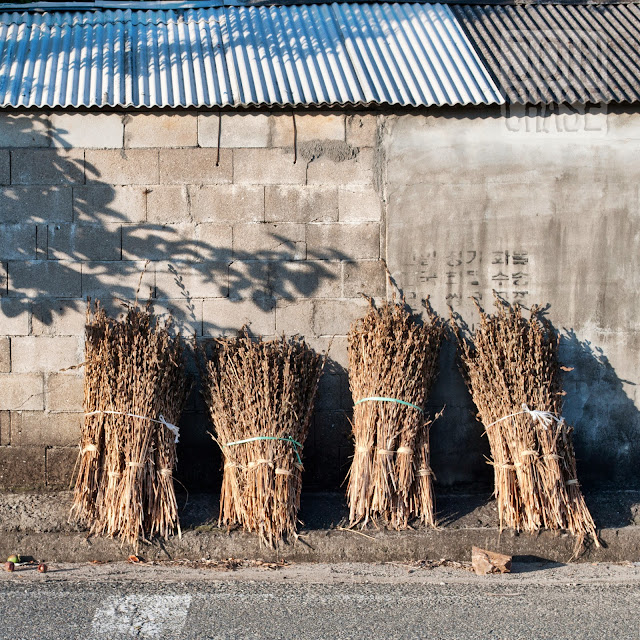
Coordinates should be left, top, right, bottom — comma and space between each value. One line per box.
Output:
354, 397, 424, 413
223, 435, 303, 464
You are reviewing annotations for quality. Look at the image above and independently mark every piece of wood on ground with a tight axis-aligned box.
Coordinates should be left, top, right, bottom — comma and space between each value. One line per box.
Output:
471, 546, 512, 575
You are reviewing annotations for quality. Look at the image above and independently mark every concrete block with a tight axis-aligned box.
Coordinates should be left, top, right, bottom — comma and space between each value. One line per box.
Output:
275, 299, 314, 336
265, 186, 338, 223
195, 224, 234, 261
147, 185, 190, 223
296, 113, 345, 143
12, 411, 82, 446
305, 335, 349, 370
36, 224, 47, 258
0, 337, 9, 373
122, 223, 232, 262
0, 411, 9, 445
227, 261, 271, 301
316, 372, 350, 411
0, 113, 50, 148
270, 114, 293, 147
11, 336, 83, 373
8, 261, 82, 298
48, 223, 122, 261
338, 186, 382, 222
0, 373, 44, 410
0, 299, 30, 335
32, 299, 87, 336
307, 148, 374, 185
159, 149, 232, 184
203, 298, 276, 337
46, 373, 84, 412
82, 261, 154, 301
0, 150, 8, 184
73, 185, 146, 223
125, 113, 197, 148
346, 114, 378, 147
233, 223, 306, 261
50, 113, 124, 148
150, 298, 203, 337
46, 446, 79, 488
11, 149, 84, 185
85, 149, 159, 185
314, 298, 370, 336
0, 446, 46, 489
233, 148, 306, 185
155, 262, 228, 299
200, 113, 271, 148
0, 224, 36, 260
343, 260, 387, 298
0, 186, 73, 223
306, 223, 380, 260
189, 185, 264, 223
269, 260, 342, 299
272, 113, 344, 146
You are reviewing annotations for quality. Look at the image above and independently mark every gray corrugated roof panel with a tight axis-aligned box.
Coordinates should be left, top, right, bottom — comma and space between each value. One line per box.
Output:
451, 3, 640, 105
0, 3, 504, 108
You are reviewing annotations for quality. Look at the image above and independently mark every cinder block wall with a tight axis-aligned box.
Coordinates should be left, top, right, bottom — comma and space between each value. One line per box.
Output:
0, 111, 386, 491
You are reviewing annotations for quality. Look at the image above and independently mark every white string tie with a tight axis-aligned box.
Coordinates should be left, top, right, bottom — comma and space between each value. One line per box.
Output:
85, 410, 180, 443
486, 403, 564, 432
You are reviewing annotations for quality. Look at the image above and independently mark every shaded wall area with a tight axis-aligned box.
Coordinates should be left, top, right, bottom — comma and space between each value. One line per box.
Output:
385, 104, 640, 488
0, 111, 385, 491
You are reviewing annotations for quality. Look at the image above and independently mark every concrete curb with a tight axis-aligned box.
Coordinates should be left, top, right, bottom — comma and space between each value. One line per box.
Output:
2, 526, 639, 565
2, 490, 639, 564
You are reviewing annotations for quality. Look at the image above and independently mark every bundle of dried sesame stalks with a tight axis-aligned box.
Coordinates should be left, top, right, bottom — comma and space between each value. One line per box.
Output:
347, 299, 444, 529
454, 298, 598, 546
70, 301, 190, 549
200, 333, 324, 547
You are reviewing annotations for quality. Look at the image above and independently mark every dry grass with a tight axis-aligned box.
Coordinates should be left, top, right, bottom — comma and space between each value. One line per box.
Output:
70, 300, 190, 549
200, 333, 324, 547
453, 298, 598, 546
346, 299, 444, 529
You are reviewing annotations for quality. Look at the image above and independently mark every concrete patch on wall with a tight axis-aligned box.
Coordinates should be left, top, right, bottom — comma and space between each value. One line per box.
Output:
385, 106, 640, 486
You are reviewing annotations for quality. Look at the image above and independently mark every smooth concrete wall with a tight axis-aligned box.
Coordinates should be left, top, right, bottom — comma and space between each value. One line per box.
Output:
385, 104, 640, 487
1, 105, 639, 492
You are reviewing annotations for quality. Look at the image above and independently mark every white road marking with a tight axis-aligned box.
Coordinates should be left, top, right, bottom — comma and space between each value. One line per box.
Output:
92, 594, 192, 638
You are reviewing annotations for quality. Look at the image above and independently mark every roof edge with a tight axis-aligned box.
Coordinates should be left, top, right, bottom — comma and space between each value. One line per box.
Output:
0, 0, 639, 14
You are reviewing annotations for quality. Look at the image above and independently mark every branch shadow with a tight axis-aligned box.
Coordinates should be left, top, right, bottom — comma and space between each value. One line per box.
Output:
1, 114, 356, 497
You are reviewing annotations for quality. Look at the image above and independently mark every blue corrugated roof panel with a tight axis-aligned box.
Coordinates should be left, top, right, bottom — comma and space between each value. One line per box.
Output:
0, 3, 504, 108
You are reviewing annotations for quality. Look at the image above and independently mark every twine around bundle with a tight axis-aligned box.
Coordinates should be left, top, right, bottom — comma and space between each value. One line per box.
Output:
221, 435, 304, 464
485, 403, 563, 431
354, 396, 424, 413
84, 410, 181, 443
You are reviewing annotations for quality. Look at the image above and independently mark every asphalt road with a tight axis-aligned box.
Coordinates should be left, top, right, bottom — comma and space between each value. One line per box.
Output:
1, 562, 639, 640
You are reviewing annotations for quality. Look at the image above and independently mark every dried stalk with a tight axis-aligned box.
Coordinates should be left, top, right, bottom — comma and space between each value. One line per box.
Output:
346, 299, 444, 529
70, 301, 189, 549
200, 333, 324, 547
453, 297, 598, 546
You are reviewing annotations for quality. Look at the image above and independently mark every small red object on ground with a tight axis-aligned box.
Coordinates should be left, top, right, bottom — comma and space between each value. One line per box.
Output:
5, 562, 15, 572
37, 563, 47, 573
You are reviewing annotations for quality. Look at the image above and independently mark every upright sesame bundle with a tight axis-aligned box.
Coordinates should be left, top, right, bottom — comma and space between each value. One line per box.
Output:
70, 301, 190, 548
200, 333, 324, 547
346, 300, 444, 529
454, 299, 598, 546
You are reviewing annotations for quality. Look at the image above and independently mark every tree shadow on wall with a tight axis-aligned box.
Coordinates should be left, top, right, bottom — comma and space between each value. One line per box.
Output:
0, 114, 349, 336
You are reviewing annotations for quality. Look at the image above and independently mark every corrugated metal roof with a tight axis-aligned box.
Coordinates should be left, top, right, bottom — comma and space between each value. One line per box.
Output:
452, 3, 640, 105
0, 3, 504, 108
